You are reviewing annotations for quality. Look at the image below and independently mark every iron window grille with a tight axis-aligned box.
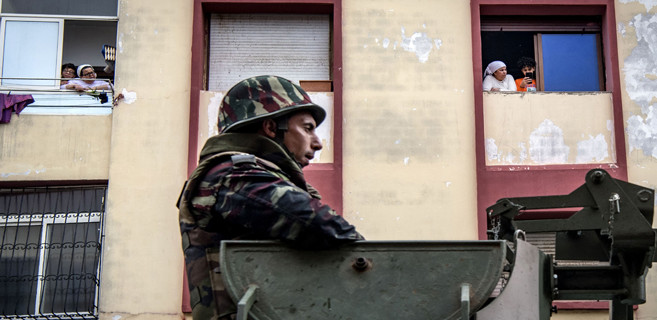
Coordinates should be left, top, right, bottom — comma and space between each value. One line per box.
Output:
0, 185, 106, 320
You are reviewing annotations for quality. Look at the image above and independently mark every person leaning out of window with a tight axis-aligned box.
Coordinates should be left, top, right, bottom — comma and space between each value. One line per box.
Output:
482, 60, 517, 92
64, 64, 111, 92
515, 56, 536, 92
60, 63, 76, 88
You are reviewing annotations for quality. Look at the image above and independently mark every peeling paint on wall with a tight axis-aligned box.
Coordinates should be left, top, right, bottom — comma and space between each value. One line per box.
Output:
624, 13, 657, 158
627, 111, 657, 157
619, 0, 657, 12
400, 26, 441, 63
503, 142, 528, 164
486, 138, 529, 164
576, 134, 609, 163
367, 25, 442, 63
1, 168, 46, 178
207, 92, 223, 137
118, 33, 124, 53
485, 138, 500, 162
618, 22, 627, 37
529, 119, 570, 164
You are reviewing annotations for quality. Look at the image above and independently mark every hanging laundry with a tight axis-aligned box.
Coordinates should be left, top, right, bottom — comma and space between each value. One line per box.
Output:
0, 93, 35, 123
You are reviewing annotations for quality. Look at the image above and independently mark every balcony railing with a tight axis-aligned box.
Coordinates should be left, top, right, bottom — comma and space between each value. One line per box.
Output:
1, 77, 114, 115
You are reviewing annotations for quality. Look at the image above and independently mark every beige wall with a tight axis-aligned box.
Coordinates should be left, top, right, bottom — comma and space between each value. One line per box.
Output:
615, 1, 657, 319
98, 0, 192, 319
0, 114, 111, 181
4, 0, 655, 318
342, 0, 478, 241
484, 92, 615, 165
340, 0, 656, 317
95, 0, 657, 318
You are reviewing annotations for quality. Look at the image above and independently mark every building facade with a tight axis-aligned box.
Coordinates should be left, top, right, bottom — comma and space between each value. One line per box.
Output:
1, 0, 656, 319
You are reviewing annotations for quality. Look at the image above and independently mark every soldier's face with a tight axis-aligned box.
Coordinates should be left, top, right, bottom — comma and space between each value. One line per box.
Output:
283, 112, 323, 167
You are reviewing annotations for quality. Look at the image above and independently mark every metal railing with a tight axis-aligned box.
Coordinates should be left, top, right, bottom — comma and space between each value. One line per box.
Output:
0, 185, 107, 320
0, 77, 114, 109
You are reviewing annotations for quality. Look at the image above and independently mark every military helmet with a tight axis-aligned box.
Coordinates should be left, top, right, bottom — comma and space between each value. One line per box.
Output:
218, 75, 326, 133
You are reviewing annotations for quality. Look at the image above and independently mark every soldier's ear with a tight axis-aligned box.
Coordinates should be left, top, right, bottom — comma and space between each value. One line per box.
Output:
261, 119, 277, 139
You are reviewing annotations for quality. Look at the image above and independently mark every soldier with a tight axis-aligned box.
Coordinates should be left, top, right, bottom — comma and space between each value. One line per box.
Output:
178, 75, 364, 320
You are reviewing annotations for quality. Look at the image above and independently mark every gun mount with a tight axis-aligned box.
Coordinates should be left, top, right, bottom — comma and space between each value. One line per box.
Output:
219, 169, 655, 319
487, 168, 656, 317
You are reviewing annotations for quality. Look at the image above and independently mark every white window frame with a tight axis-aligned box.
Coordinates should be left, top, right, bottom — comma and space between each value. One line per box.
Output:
0, 17, 64, 89
0, 1, 119, 114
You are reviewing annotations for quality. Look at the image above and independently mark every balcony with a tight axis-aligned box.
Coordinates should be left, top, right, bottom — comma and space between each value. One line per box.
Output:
1, 77, 114, 116
0, 78, 113, 182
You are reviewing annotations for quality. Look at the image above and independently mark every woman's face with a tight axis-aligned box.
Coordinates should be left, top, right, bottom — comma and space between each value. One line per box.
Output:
493, 67, 507, 81
62, 68, 75, 79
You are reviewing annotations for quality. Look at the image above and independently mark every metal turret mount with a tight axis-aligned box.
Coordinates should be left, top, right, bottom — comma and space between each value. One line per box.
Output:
219, 169, 655, 319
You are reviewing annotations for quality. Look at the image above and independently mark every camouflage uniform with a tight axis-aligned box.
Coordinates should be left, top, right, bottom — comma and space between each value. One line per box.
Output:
178, 76, 364, 320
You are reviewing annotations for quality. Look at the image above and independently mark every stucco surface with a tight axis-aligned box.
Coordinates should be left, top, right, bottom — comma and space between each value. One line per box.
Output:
0, 114, 111, 180
483, 92, 615, 165
341, 0, 477, 241
98, 0, 192, 316
616, 1, 657, 319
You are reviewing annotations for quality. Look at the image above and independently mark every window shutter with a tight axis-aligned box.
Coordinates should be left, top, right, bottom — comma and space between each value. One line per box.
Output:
208, 14, 330, 91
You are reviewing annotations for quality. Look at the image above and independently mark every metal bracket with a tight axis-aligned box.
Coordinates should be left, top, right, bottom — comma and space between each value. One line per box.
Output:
461, 283, 471, 320
236, 284, 258, 320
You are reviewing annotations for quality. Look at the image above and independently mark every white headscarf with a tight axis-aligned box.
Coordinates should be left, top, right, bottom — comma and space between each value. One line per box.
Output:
484, 61, 506, 77
77, 64, 93, 77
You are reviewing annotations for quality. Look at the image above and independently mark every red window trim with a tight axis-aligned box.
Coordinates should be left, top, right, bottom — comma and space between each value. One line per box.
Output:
471, 0, 627, 237
186, 0, 343, 313
189, 0, 343, 210
471, 0, 626, 311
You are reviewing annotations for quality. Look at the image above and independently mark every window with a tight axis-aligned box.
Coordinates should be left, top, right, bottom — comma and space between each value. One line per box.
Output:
481, 16, 605, 91
0, 0, 118, 89
208, 13, 330, 91
471, 1, 626, 310
471, 0, 627, 233
188, 0, 344, 312
0, 185, 106, 319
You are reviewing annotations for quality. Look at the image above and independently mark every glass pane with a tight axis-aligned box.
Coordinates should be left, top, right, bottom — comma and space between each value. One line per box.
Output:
2, 20, 60, 87
0, 225, 41, 316
40, 222, 100, 314
541, 34, 601, 92
1, 0, 118, 16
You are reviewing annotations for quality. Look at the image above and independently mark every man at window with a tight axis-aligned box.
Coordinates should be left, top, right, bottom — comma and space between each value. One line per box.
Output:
64, 64, 111, 91
178, 75, 364, 320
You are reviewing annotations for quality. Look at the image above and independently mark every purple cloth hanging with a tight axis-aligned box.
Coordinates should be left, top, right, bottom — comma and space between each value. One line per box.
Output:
0, 93, 35, 123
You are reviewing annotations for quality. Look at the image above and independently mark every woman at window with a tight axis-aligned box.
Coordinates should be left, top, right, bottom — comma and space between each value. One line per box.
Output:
483, 60, 517, 92
60, 63, 76, 88
65, 64, 111, 91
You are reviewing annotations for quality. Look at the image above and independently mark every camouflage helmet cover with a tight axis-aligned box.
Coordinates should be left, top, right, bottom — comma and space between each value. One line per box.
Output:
218, 75, 327, 133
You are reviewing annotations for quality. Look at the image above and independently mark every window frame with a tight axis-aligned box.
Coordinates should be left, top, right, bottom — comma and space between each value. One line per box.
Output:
471, 0, 626, 310
0, 184, 107, 319
189, 0, 344, 210
0, 9, 118, 112
188, 0, 344, 313
0, 17, 64, 89
480, 17, 607, 92
1, 212, 101, 318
